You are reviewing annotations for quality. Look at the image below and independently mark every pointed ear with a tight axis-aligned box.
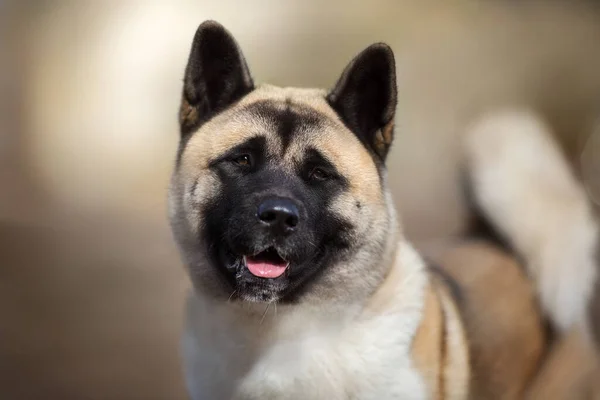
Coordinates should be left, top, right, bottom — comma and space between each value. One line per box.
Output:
327, 43, 397, 161
180, 20, 254, 135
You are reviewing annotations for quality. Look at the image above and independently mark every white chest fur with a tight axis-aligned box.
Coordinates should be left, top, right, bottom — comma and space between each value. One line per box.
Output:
182, 243, 429, 400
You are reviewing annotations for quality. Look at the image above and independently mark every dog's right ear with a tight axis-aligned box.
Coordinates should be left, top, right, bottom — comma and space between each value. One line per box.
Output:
180, 20, 254, 136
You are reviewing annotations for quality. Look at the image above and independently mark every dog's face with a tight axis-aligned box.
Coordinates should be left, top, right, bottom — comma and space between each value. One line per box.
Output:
169, 21, 398, 304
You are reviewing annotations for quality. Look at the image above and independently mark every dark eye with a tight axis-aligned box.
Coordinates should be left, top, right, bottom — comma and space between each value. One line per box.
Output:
309, 167, 330, 181
232, 154, 252, 167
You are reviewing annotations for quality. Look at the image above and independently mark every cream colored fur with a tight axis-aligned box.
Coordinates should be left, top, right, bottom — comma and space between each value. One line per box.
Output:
182, 241, 431, 400
464, 109, 599, 334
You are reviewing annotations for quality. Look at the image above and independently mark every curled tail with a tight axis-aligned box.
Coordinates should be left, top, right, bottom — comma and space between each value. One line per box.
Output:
462, 109, 599, 341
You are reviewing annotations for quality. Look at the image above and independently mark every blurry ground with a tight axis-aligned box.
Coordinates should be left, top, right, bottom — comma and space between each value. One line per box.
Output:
1, 1, 600, 399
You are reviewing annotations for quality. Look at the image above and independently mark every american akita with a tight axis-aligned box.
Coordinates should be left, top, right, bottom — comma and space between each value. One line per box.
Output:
168, 20, 600, 399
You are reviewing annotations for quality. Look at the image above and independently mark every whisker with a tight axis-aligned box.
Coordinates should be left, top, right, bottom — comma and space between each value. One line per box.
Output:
227, 290, 237, 302
260, 302, 271, 325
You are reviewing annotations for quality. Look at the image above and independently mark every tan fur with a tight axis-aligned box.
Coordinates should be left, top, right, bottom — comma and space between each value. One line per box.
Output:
179, 97, 199, 133
435, 277, 471, 400
526, 329, 600, 400
410, 279, 472, 400
374, 120, 395, 157
179, 85, 382, 206
411, 284, 445, 400
427, 240, 547, 399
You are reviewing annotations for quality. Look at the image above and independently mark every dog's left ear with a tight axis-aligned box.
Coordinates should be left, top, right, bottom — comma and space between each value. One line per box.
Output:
327, 43, 397, 161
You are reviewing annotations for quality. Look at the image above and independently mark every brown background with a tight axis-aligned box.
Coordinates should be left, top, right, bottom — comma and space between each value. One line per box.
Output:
2, 1, 600, 399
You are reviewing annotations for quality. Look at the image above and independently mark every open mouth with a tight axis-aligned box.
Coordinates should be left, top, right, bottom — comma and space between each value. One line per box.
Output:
244, 247, 289, 279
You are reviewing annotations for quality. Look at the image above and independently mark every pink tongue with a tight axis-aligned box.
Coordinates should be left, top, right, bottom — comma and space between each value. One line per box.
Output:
246, 258, 288, 278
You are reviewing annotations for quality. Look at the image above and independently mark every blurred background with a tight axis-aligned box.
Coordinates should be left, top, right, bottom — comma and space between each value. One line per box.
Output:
2, 1, 600, 399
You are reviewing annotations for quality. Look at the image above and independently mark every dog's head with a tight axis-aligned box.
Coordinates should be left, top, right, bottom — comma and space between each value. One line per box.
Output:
169, 21, 398, 305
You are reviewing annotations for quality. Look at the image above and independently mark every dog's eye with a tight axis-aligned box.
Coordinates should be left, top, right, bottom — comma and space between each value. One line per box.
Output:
309, 167, 330, 181
233, 154, 252, 167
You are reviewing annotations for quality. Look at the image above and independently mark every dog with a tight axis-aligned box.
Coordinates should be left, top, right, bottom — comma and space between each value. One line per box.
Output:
168, 20, 600, 399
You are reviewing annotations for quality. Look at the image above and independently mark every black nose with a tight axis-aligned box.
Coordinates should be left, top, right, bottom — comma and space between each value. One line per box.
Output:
257, 197, 300, 234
